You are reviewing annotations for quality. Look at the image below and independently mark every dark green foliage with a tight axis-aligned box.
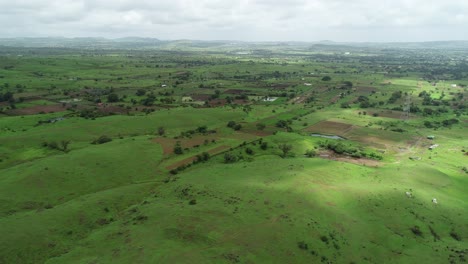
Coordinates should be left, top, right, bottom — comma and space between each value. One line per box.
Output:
107, 93, 119, 103
450, 231, 461, 241
42, 140, 71, 152
195, 152, 210, 163
0, 91, 14, 103
136, 89, 146, 96
157, 126, 165, 136
411, 226, 423, 237
227, 121, 242, 130
245, 148, 254, 155
174, 141, 183, 155
297, 241, 308, 250
388, 91, 402, 104
278, 143, 292, 158
320, 235, 329, 244
260, 142, 268, 150
224, 153, 238, 163
305, 149, 317, 157
319, 141, 382, 160
92, 135, 112, 145
322, 76, 331, 81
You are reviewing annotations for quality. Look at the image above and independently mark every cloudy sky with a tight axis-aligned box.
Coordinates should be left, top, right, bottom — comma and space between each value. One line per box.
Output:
1, 0, 467, 42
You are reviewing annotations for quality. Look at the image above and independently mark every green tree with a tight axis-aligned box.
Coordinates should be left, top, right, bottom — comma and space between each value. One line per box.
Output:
173, 141, 183, 155
278, 143, 292, 158
107, 93, 119, 103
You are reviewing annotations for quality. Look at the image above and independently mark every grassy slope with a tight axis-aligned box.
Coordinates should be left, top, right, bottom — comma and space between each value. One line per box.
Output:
40, 155, 467, 264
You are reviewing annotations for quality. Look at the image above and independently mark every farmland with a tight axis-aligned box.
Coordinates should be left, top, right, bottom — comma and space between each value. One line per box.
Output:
0, 40, 467, 264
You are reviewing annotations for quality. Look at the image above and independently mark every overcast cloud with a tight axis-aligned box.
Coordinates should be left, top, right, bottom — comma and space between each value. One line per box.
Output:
0, 0, 467, 42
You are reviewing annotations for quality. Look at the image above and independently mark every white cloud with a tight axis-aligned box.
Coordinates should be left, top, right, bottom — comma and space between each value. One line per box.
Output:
0, 0, 467, 41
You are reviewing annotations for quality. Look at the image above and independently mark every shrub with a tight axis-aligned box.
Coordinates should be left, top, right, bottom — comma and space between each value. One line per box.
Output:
320, 235, 329, 244
174, 141, 184, 155
279, 143, 292, 158
245, 148, 254, 155
411, 226, 423, 237
450, 231, 461, 241
92, 135, 112, 145
224, 153, 238, 163
297, 241, 308, 250
305, 149, 317, 158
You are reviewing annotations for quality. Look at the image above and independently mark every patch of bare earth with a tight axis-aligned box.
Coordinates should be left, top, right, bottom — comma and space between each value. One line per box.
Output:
303, 120, 354, 136
8, 104, 68, 115
318, 150, 381, 167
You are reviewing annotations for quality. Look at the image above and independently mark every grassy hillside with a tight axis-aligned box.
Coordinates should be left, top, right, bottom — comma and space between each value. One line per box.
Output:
0, 45, 466, 263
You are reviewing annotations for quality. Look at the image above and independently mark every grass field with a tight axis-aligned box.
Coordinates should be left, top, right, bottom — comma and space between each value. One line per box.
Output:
0, 43, 466, 263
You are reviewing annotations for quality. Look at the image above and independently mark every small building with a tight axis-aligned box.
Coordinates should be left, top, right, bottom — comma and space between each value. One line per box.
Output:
161, 84, 167, 88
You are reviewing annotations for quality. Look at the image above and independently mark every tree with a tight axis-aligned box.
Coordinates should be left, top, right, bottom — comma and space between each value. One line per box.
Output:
157, 126, 165, 136
278, 143, 292, 158
107, 93, 119, 103
136, 89, 146, 96
60, 140, 71, 152
227, 121, 236, 128
322, 76, 331, 81
224, 153, 238, 163
92, 135, 112, 145
305, 149, 316, 158
173, 141, 183, 155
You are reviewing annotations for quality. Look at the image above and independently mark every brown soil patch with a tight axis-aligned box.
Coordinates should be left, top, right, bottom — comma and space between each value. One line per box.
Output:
355, 86, 377, 93
269, 83, 291, 90
223, 89, 245, 95
8, 104, 68, 115
191, 94, 211, 101
97, 105, 128, 114
330, 95, 340, 103
207, 99, 249, 107
303, 120, 354, 136
318, 150, 381, 167
166, 145, 230, 170
366, 110, 414, 119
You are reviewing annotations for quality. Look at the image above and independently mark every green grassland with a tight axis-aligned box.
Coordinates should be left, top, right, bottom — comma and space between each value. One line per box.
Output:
0, 44, 467, 263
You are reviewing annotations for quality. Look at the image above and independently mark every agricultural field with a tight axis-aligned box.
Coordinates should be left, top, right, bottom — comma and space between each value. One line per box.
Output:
0, 40, 467, 264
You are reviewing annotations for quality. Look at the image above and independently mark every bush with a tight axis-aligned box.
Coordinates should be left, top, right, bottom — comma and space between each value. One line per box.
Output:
260, 142, 268, 150
297, 241, 308, 250
450, 231, 461, 241
278, 143, 292, 158
173, 141, 183, 155
305, 149, 316, 158
411, 226, 423, 237
245, 148, 254, 155
224, 153, 238, 163
107, 93, 119, 103
92, 135, 112, 145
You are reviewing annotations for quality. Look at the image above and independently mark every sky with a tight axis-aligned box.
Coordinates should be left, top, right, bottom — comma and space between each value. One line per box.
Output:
1, 0, 467, 42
